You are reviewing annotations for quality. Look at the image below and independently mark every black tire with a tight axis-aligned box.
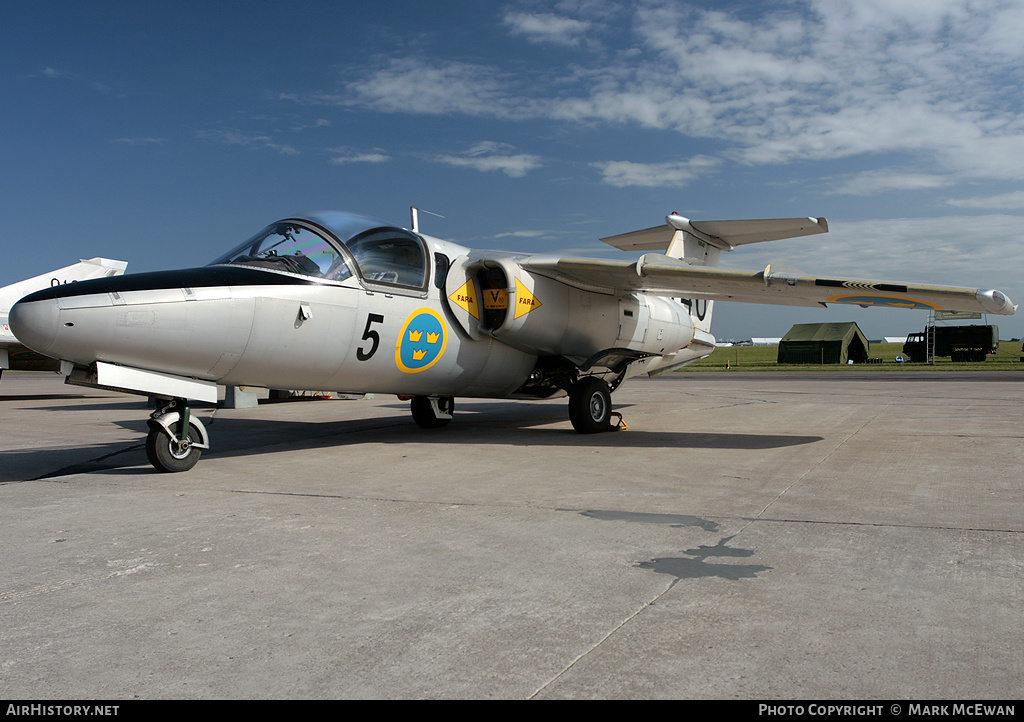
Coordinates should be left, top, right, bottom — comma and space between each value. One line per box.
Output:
568, 377, 612, 434
146, 423, 203, 473
411, 396, 454, 428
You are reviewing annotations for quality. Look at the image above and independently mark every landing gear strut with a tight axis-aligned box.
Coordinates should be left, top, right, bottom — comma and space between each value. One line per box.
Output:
410, 395, 454, 429
568, 376, 613, 433
146, 398, 210, 473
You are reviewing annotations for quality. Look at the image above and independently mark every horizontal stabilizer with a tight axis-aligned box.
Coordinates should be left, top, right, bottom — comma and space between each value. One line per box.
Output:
601, 215, 828, 253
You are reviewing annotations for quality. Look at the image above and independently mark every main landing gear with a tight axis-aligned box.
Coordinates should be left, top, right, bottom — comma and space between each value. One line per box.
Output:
568, 376, 615, 434
410, 395, 454, 428
146, 398, 210, 473
408, 379, 622, 434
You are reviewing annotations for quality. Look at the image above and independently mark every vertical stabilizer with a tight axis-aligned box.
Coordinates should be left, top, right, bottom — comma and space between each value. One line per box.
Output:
663, 223, 722, 269
662, 216, 718, 333
1, 258, 128, 313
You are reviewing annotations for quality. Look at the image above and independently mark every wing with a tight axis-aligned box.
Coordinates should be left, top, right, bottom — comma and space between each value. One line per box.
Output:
520, 254, 1017, 316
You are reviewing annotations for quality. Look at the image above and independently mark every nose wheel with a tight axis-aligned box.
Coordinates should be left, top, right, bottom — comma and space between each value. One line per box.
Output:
146, 423, 203, 473
146, 399, 209, 473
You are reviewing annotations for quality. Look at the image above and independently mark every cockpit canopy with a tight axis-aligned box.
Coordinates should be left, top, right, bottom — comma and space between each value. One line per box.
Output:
209, 212, 428, 289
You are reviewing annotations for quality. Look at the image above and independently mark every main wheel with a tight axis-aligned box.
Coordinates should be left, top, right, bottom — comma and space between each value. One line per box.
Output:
411, 396, 454, 428
146, 423, 203, 473
568, 377, 613, 433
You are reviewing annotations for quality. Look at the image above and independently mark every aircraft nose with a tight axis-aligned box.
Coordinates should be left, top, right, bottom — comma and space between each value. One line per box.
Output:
9, 297, 61, 355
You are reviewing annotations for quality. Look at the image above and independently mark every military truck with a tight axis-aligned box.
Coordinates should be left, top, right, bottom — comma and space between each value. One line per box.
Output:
902, 325, 998, 362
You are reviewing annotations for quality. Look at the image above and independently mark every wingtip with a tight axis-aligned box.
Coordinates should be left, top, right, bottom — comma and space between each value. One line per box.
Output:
976, 289, 1016, 315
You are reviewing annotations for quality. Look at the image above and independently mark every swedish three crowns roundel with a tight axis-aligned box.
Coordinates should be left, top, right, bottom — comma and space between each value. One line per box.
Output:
396, 308, 448, 373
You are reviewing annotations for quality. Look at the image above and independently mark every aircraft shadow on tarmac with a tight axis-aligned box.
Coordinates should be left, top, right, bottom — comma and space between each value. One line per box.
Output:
578, 514, 774, 582
1, 393, 98, 403
635, 536, 773, 582
7, 400, 823, 481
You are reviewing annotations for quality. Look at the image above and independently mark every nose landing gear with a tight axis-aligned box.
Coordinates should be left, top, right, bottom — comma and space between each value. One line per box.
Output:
146, 398, 210, 473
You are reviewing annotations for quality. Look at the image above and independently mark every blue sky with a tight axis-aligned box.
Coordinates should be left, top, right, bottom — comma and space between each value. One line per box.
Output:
4, 0, 1024, 341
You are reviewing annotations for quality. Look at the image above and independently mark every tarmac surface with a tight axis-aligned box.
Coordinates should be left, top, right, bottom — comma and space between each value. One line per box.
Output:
1, 369, 1021, 700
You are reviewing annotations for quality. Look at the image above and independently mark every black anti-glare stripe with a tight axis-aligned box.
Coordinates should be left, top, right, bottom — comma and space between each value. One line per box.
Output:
18, 266, 319, 303
814, 279, 909, 293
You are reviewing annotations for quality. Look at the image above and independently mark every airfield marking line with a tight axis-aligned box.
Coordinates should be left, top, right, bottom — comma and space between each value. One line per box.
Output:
527, 577, 679, 700
736, 515, 1024, 535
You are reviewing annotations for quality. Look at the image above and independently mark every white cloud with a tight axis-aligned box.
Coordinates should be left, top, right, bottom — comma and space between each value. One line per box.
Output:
306, 1, 1024, 188
338, 59, 520, 118
40, 67, 71, 80
947, 191, 1024, 210
502, 11, 592, 46
31, 66, 114, 94
592, 156, 721, 188
196, 129, 299, 156
430, 142, 543, 178
493, 229, 549, 239
291, 118, 332, 132
329, 148, 390, 165
828, 171, 955, 196
111, 137, 168, 147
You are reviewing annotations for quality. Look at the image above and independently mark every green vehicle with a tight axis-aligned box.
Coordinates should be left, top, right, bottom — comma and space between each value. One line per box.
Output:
903, 325, 999, 362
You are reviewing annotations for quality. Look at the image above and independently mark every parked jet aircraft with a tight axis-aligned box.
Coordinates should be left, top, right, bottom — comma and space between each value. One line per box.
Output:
1, 258, 127, 378
9, 210, 1015, 472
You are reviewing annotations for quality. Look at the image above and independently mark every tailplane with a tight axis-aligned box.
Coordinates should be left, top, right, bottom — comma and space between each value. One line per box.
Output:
599, 213, 828, 333
600, 214, 828, 264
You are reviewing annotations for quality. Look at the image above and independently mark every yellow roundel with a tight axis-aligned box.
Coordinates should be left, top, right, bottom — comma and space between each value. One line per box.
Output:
396, 308, 447, 373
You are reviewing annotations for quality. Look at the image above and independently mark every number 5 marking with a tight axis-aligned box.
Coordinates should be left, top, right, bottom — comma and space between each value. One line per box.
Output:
357, 313, 385, 361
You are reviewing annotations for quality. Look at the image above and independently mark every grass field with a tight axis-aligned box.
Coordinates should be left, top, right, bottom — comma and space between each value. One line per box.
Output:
683, 341, 1024, 372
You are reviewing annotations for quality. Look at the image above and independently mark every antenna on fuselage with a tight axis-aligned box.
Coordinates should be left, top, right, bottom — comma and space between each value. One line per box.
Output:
410, 206, 444, 233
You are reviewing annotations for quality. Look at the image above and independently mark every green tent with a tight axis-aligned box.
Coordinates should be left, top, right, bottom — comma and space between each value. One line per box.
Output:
777, 322, 870, 364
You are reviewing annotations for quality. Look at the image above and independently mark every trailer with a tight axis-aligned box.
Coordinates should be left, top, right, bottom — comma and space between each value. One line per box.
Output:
902, 325, 999, 362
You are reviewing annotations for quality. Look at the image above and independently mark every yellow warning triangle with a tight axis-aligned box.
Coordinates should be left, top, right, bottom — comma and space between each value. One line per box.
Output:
448, 278, 479, 319
514, 278, 542, 319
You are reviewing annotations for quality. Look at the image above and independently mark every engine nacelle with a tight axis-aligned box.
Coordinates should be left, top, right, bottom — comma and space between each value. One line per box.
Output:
444, 256, 695, 366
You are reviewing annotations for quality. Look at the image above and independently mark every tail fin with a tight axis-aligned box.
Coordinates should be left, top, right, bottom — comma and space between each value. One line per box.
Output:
1, 258, 128, 312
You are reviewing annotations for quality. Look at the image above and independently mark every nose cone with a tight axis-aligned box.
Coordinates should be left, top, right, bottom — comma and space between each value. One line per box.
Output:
9, 297, 61, 356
